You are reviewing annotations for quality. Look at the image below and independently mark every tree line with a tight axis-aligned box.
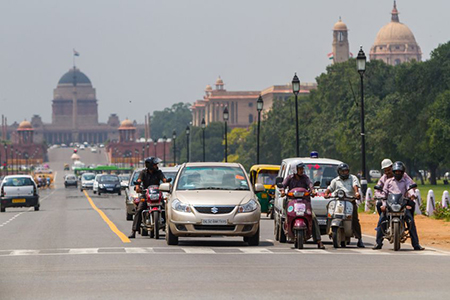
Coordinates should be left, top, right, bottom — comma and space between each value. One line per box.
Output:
149, 41, 450, 185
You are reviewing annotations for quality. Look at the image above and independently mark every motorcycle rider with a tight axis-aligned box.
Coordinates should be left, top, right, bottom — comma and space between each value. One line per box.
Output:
280, 162, 325, 249
128, 157, 167, 239
324, 163, 365, 248
375, 161, 424, 250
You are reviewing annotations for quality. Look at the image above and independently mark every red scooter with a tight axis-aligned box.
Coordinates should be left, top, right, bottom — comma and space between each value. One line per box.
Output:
282, 187, 314, 249
139, 185, 165, 239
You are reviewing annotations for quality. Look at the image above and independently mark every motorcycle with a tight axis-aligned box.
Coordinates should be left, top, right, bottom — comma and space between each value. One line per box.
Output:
374, 184, 417, 251
279, 187, 314, 249
327, 190, 356, 248
139, 185, 165, 239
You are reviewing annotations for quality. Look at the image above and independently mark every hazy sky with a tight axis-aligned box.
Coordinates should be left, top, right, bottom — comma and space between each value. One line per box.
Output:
0, 0, 448, 124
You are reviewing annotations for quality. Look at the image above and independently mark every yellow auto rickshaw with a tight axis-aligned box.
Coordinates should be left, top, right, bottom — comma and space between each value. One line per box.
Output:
249, 165, 280, 218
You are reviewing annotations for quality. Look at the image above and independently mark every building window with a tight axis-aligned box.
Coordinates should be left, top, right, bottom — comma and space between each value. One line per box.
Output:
248, 102, 253, 107
395, 59, 401, 66
396, 46, 400, 50
249, 114, 253, 123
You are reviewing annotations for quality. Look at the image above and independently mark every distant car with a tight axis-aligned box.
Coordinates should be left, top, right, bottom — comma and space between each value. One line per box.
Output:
91, 148, 97, 153
369, 170, 382, 179
97, 175, 121, 196
80, 172, 96, 191
99, 144, 105, 148
1, 175, 39, 212
64, 174, 78, 188
61, 143, 67, 148
119, 174, 130, 190
159, 166, 180, 183
125, 168, 143, 220
79, 145, 85, 150
93, 174, 102, 194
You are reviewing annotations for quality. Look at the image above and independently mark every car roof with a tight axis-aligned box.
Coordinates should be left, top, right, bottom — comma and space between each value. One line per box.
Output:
281, 157, 343, 165
184, 162, 242, 168
159, 166, 180, 172
4, 175, 33, 179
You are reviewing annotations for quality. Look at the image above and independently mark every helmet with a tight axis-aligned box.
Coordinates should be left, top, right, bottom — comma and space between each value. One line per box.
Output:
144, 157, 162, 171
392, 161, 405, 180
381, 159, 393, 170
337, 163, 350, 180
296, 162, 305, 170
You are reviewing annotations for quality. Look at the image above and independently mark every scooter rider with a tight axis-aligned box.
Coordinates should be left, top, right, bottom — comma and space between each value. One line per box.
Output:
128, 157, 167, 239
374, 161, 424, 250
280, 162, 325, 249
324, 163, 365, 248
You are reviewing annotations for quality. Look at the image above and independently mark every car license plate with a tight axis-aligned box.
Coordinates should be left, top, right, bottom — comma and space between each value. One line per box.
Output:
12, 199, 26, 203
107, 188, 113, 191
201, 219, 227, 225
317, 218, 327, 225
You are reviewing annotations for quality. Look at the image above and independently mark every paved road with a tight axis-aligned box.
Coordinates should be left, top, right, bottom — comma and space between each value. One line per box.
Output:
1, 148, 449, 299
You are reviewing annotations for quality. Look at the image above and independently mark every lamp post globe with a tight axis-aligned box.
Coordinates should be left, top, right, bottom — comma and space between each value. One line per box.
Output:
357, 45, 366, 75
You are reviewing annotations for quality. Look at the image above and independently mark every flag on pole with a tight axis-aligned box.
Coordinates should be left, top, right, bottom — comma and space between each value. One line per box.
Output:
327, 52, 334, 60
73, 49, 80, 57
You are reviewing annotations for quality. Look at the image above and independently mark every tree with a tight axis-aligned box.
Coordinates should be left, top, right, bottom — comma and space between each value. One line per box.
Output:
151, 103, 192, 140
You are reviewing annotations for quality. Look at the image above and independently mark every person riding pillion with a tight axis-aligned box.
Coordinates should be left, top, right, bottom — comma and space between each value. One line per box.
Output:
324, 163, 365, 248
280, 162, 325, 249
128, 157, 167, 239
374, 161, 424, 250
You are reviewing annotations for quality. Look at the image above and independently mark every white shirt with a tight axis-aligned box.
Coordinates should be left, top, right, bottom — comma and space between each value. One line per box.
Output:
327, 175, 360, 197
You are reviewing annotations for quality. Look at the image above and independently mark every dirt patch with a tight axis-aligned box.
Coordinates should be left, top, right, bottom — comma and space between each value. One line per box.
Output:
360, 212, 450, 251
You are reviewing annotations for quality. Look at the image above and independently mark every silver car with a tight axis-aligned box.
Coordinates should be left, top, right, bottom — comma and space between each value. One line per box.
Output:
125, 169, 143, 221
161, 162, 264, 246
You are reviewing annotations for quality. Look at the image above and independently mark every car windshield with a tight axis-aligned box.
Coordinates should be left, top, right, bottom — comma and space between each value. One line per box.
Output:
164, 172, 177, 182
100, 175, 119, 182
119, 175, 130, 181
66, 176, 76, 180
177, 166, 249, 191
3, 177, 34, 186
82, 174, 95, 180
288, 162, 338, 188
256, 170, 278, 185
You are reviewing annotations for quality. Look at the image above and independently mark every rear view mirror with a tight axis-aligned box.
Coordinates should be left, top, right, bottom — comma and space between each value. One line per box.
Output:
133, 181, 139, 185
254, 183, 265, 193
374, 185, 383, 191
313, 181, 320, 187
408, 184, 417, 190
159, 183, 171, 193
166, 178, 173, 183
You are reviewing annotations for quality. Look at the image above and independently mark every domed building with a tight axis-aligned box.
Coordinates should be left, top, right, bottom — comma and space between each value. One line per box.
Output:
370, 1, 422, 65
331, 17, 350, 63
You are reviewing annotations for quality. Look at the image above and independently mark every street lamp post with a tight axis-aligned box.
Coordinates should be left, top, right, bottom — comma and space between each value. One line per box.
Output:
4, 144, 8, 176
186, 126, 190, 162
142, 145, 145, 167
256, 95, 264, 164
25, 153, 29, 174
292, 73, 300, 157
154, 140, 158, 158
10, 146, 14, 174
134, 149, 139, 167
146, 143, 150, 157
172, 130, 177, 165
223, 107, 229, 162
163, 136, 167, 167
357, 46, 368, 196
201, 118, 206, 162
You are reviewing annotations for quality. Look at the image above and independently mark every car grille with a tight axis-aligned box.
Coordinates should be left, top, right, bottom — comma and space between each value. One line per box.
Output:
194, 206, 235, 214
193, 225, 236, 231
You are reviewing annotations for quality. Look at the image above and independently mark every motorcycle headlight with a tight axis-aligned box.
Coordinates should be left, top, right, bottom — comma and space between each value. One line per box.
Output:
99, 184, 104, 188
171, 199, 191, 213
238, 199, 258, 213
337, 190, 345, 199
391, 204, 401, 212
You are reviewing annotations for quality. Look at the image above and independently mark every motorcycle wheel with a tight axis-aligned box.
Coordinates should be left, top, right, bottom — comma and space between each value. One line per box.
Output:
270, 209, 274, 220
279, 221, 287, 243
393, 222, 401, 251
153, 211, 160, 239
141, 228, 148, 236
332, 227, 340, 248
295, 230, 304, 249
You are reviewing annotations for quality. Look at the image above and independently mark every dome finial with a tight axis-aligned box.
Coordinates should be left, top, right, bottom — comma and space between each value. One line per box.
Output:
391, 0, 400, 22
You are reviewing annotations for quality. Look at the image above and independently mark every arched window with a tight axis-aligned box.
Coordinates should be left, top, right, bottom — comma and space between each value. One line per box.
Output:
394, 59, 401, 66
249, 114, 254, 123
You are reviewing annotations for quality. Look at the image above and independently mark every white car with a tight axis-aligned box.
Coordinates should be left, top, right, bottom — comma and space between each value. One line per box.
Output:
80, 172, 96, 191
1, 175, 39, 212
369, 170, 382, 179
79, 145, 85, 150
161, 162, 264, 246
93, 174, 102, 194
91, 148, 97, 153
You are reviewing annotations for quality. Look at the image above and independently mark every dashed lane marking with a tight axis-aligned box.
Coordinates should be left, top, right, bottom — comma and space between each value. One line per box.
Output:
1, 247, 449, 257
83, 190, 130, 243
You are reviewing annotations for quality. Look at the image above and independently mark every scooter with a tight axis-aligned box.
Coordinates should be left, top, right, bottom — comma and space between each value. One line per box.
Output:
374, 184, 417, 251
327, 190, 356, 248
140, 185, 165, 239
280, 187, 314, 249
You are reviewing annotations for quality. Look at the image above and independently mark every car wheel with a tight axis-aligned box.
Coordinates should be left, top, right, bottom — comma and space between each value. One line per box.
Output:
80, 188, 83, 192
118, 191, 121, 196
247, 226, 260, 246
166, 223, 178, 245
93, 191, 97, 194
34, 205, 40, 211
98, 192, 101, 196
126, 213, 133, 221
1, 207, 5, 213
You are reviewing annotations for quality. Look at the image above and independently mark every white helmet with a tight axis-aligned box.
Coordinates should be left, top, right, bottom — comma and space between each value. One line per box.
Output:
381, 159, 393, 170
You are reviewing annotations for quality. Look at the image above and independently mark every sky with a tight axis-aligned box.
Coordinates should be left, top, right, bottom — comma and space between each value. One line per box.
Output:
0, 0, 448, 124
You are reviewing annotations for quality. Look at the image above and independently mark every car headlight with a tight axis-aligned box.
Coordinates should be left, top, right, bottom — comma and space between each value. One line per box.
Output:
99, 184, 104, 188
238, 199, 258, 213
171, 199, 191, 213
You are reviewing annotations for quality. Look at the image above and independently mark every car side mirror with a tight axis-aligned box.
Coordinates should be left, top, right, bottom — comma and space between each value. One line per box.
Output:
254, 183, 265, 193
313, 181, 320, 187
408, 184, 417, 190
133, 181, 139, 185
374, 185, 383, 191
159, 183, 171, 193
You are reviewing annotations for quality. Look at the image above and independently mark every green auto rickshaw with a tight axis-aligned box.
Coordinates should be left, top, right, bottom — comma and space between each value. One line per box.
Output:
249, 165, 280, 219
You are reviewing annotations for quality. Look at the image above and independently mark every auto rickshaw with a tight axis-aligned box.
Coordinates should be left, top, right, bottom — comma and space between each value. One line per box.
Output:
64, 163, 70, 171
249, 165, 280, 219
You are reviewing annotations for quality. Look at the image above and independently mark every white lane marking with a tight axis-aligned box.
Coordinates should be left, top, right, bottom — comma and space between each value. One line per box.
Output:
125, 247, 154, 254
0, 190, 55, 228
69, 248, 99, 254
265, 239, 274, 243
239, 248, 272, 254
296, 249, 332, 254
348, 249, 390, 255
10, 250, 39, 256
182, 247, 216, 254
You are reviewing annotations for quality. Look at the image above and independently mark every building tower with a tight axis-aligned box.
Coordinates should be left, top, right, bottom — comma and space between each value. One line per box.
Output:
17, 120, 34, 144
118, 119, 136, 143
332, 17, 350, 63
370, 1, 422, 65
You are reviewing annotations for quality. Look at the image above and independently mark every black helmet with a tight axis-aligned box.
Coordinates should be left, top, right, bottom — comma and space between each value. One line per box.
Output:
296, 162, 305, 170
145, 157, 162, 171
337, 163, 350, 180
392, 161, 405, 180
